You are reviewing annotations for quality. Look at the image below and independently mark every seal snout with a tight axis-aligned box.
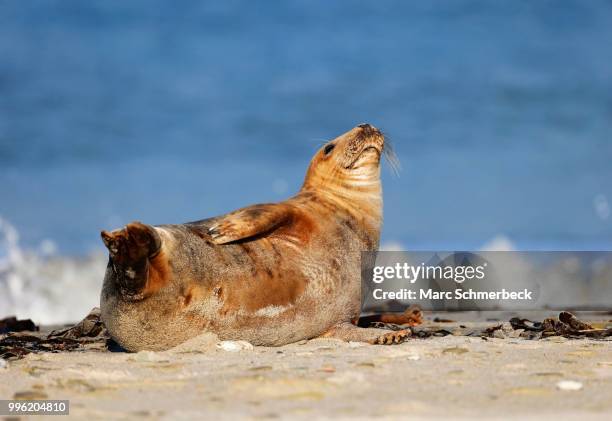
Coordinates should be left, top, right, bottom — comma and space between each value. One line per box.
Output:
357, 123, 379, 136
355, 123, 384, 154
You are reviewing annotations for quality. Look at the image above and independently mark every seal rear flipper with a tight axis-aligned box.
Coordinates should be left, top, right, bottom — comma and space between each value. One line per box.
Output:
319, 323, 411, 345
356, 305, 423, 327
101, 221, 163, 299
208, 203, 292, 244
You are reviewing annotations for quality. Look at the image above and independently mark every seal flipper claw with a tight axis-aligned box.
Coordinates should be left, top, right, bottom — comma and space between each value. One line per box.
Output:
208, 203, 291, 244
319, 323, 411, 345
101, 222, 161, 263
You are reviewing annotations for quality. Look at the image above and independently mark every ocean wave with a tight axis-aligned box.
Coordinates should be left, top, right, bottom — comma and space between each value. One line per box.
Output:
0, 216, 107, 324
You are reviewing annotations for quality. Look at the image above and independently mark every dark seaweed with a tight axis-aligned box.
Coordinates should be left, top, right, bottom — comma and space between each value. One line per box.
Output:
0, 308, 109, 360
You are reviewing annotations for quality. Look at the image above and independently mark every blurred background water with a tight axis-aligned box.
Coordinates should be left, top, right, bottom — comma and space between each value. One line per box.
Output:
1, 0, 611, 322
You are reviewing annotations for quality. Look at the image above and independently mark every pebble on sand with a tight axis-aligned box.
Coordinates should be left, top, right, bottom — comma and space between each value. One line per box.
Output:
217, 340, 254, 352
556, 380, 583, 391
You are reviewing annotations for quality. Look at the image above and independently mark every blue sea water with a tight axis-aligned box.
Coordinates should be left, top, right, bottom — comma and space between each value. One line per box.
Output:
1, 0, 611, 255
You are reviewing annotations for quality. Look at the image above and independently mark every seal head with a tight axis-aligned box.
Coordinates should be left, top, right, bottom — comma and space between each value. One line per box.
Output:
303, 123, 386, 193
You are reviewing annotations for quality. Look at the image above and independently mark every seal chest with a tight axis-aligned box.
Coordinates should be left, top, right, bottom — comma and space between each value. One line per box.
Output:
100, 124, 391, 351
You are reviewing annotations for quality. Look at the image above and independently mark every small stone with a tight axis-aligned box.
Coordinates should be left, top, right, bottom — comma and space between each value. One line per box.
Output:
217, 340, 254, 352
556, 380, 583, 391
0, 359, 7, 369
320, 365, 336, 373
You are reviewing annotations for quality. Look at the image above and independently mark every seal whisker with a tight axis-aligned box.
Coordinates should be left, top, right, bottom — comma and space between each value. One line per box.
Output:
381, 133, 401, 176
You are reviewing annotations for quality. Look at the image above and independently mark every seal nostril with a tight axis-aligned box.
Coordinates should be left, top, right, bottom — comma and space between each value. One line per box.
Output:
358, 123, 372, 130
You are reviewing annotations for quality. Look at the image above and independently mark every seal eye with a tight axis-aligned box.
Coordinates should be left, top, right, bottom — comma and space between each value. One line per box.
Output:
323, 144, 335, 155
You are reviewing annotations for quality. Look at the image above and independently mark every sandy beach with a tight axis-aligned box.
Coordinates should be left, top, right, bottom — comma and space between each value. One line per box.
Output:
2, 315, 611, 420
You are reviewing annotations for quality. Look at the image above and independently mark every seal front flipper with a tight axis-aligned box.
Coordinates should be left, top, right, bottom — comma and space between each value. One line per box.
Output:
208, 203, 291, 244
101, 221, 165, 300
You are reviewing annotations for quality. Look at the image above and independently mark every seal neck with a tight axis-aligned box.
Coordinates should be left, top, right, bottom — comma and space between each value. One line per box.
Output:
300, 178, 383, 227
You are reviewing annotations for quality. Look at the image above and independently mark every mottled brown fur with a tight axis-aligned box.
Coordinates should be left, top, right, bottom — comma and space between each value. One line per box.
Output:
100, 124, 404, 351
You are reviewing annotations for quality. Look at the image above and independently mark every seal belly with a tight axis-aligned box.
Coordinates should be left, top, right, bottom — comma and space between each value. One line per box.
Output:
206, 231, 364, 346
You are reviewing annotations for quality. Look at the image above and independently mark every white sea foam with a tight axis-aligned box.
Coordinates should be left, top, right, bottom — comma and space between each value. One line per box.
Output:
0, 216, 107, 324
479, 235, 516, 252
